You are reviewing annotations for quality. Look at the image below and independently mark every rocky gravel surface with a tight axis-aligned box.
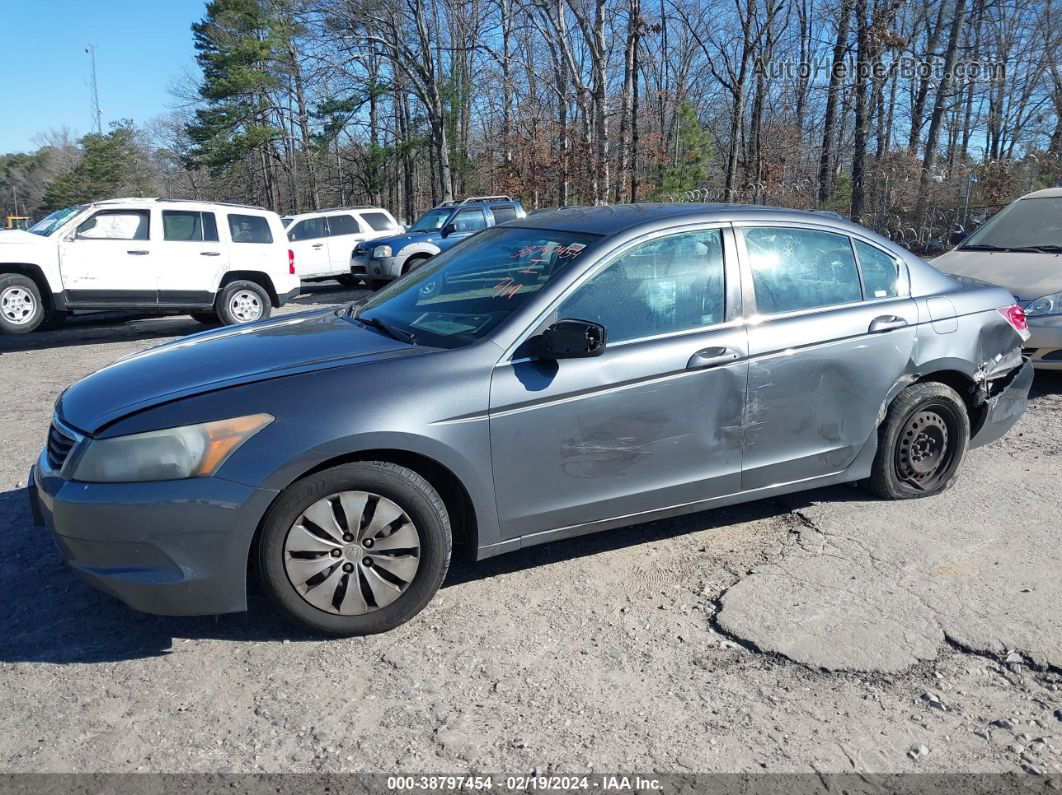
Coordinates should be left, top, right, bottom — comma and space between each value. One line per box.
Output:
0, 282, 1059, 776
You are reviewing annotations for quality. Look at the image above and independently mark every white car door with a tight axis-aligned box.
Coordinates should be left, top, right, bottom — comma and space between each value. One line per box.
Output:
287, 217, 330, 278
154, 208, 226, 306
324, 213, 368, 276
58, 208, 157, 306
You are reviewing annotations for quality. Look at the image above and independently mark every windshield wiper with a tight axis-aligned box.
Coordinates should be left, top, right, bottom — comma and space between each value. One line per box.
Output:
958, 243, 1062, 253
352, 312, 416, 344
957, 244, 1011, 252
1023, 244, 1062, 254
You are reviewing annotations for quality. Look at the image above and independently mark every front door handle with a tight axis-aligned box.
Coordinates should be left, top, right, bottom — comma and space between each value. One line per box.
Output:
869, 315, 909, 333
687, 346, 742, 370
126, 249, 149, 255
200, 251, 221, 257
312, 243, 324, 249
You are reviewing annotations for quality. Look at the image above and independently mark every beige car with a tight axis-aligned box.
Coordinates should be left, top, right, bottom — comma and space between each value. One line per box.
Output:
934, 187, 1062, 370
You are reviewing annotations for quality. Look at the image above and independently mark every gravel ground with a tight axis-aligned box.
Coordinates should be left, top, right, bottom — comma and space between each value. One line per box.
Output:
0, 282, 1060, 776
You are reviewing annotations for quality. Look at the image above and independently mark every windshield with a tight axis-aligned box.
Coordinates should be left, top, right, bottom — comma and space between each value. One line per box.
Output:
961, 197, 1062, 251
409, 208, 452, 233
355, 226, 600, 349
28, 206, 82, 236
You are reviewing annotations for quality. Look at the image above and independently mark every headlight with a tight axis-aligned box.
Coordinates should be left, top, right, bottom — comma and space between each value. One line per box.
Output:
372, 245, 392, 258
1025, 291, 1062, 317
71, 414, 273, 483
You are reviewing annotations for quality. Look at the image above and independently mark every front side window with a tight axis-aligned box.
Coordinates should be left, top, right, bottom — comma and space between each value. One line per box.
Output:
76, 210, 149, 241
163, 210, 219, 242
855, 239, 906, 299
229, 214, 273, 244
359, 211, 396, 231
451, 208, 487, 234
288, 217, 327, 241
556, 229, 726, 344
743, 227, 862, 314
328, 214, 361, 236
356, 226, 600, 349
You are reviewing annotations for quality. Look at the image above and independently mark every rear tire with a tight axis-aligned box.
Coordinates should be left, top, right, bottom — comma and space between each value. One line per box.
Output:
0, 274, 44, 334
216, 280, 271, 326
257, 462, 452, 636
864, 382, 970, 499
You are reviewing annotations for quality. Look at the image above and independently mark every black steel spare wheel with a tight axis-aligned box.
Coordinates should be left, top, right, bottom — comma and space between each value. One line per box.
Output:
895, 404, 956, 491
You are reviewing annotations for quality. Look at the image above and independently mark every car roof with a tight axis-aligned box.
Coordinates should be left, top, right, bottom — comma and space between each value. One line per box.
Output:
91, 197, 273, 214
1018, 187, 1062, 200
505, 202, 871, 238
285, 206, 390, 223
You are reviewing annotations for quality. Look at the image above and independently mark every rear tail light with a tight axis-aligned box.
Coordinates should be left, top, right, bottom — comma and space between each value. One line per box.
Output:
288, 249, 295, 275
998, 305, 1030, 340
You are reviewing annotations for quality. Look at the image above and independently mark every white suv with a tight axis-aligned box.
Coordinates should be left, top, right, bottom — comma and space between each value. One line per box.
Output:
283, 206, 401, 286
0, 198, 300, 334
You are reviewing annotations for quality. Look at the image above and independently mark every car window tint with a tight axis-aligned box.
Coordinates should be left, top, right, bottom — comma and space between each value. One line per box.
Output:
228, 214, 273, 244
288, 217, 326, 241
452, 209, 487, 233
328, 214, 361, 236
491, 205, 517, 223
202, 212, 219, 242
854, 239, 905, 299
744, 227, 862, 314
360, 211, 395, 231
556, 229, 726, 343
163, 210, 205, 241
76, 210, 150, 241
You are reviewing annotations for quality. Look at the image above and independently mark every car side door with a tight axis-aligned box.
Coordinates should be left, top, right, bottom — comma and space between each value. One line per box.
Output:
154, 209, 224, 306
57, 208, 158, 306
489, 226, 748, 540
287, 217, 330, 278
736, 223, 918, 490
324, 213, 369, 275
440, 208, 487, 250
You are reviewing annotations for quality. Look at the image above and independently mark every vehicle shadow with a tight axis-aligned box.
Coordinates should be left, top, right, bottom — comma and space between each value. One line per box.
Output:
1029, 369, 1062, 399
0, 481, 856, 665
0, 312, 210, 354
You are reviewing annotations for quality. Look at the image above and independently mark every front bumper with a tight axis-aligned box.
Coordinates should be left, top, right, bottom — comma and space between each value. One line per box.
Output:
970, 358, 1034, 449
1024, 315, 1062, 370
28, 449, 277, 616
352, 254, 398, 282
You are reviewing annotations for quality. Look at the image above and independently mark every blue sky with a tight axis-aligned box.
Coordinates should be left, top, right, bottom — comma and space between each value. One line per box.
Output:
0, 0, 207, 153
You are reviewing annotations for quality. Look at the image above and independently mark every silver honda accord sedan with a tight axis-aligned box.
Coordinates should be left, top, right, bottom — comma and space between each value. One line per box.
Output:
29, 204, 1032, 636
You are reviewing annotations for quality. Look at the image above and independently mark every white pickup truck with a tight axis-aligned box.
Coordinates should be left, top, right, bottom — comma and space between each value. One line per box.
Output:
0, 198, 300, 334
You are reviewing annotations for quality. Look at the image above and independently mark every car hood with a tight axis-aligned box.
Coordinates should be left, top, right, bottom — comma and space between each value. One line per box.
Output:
0, 230, 47, 246
57, 308, 417, 433
365, 230, 438, 250
932, 249, 1062, 301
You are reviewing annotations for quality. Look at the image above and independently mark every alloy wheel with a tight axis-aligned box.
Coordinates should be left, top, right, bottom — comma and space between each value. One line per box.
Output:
283, 491, 421, 615
1, 286, 36, 325
229, 290, 263, 322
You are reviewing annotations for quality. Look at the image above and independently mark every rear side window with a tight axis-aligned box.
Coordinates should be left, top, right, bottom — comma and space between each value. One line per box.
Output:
491, 205, 518, 223
743, 227, 862, 314
359, 211, 395, 231
288, 217, 327, 241
163, 210, 219, 242
76, 210, 149, 241
854, 239, 906, 299
328, 214, 362, 236
229, 214, 273, 244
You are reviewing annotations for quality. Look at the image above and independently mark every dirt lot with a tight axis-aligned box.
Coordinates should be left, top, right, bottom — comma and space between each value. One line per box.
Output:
1, 283, 1060, 776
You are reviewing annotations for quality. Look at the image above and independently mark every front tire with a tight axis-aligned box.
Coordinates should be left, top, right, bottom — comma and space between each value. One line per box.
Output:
0, 274, 44, 334
257, 462, 452, 636
216, 281, 271, 326
864, 382, 970, 499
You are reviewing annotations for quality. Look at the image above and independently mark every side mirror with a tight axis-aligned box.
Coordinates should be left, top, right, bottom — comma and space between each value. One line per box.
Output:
539, 319, 607, 359
441, 223, 456, 238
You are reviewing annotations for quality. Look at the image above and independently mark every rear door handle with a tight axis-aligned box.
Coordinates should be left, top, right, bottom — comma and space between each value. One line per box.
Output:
126, 249, 149, 255
200, 251, 221, 257
869, 315, 909, 333
312, 243, 324, 249
687, 346, 742, 370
